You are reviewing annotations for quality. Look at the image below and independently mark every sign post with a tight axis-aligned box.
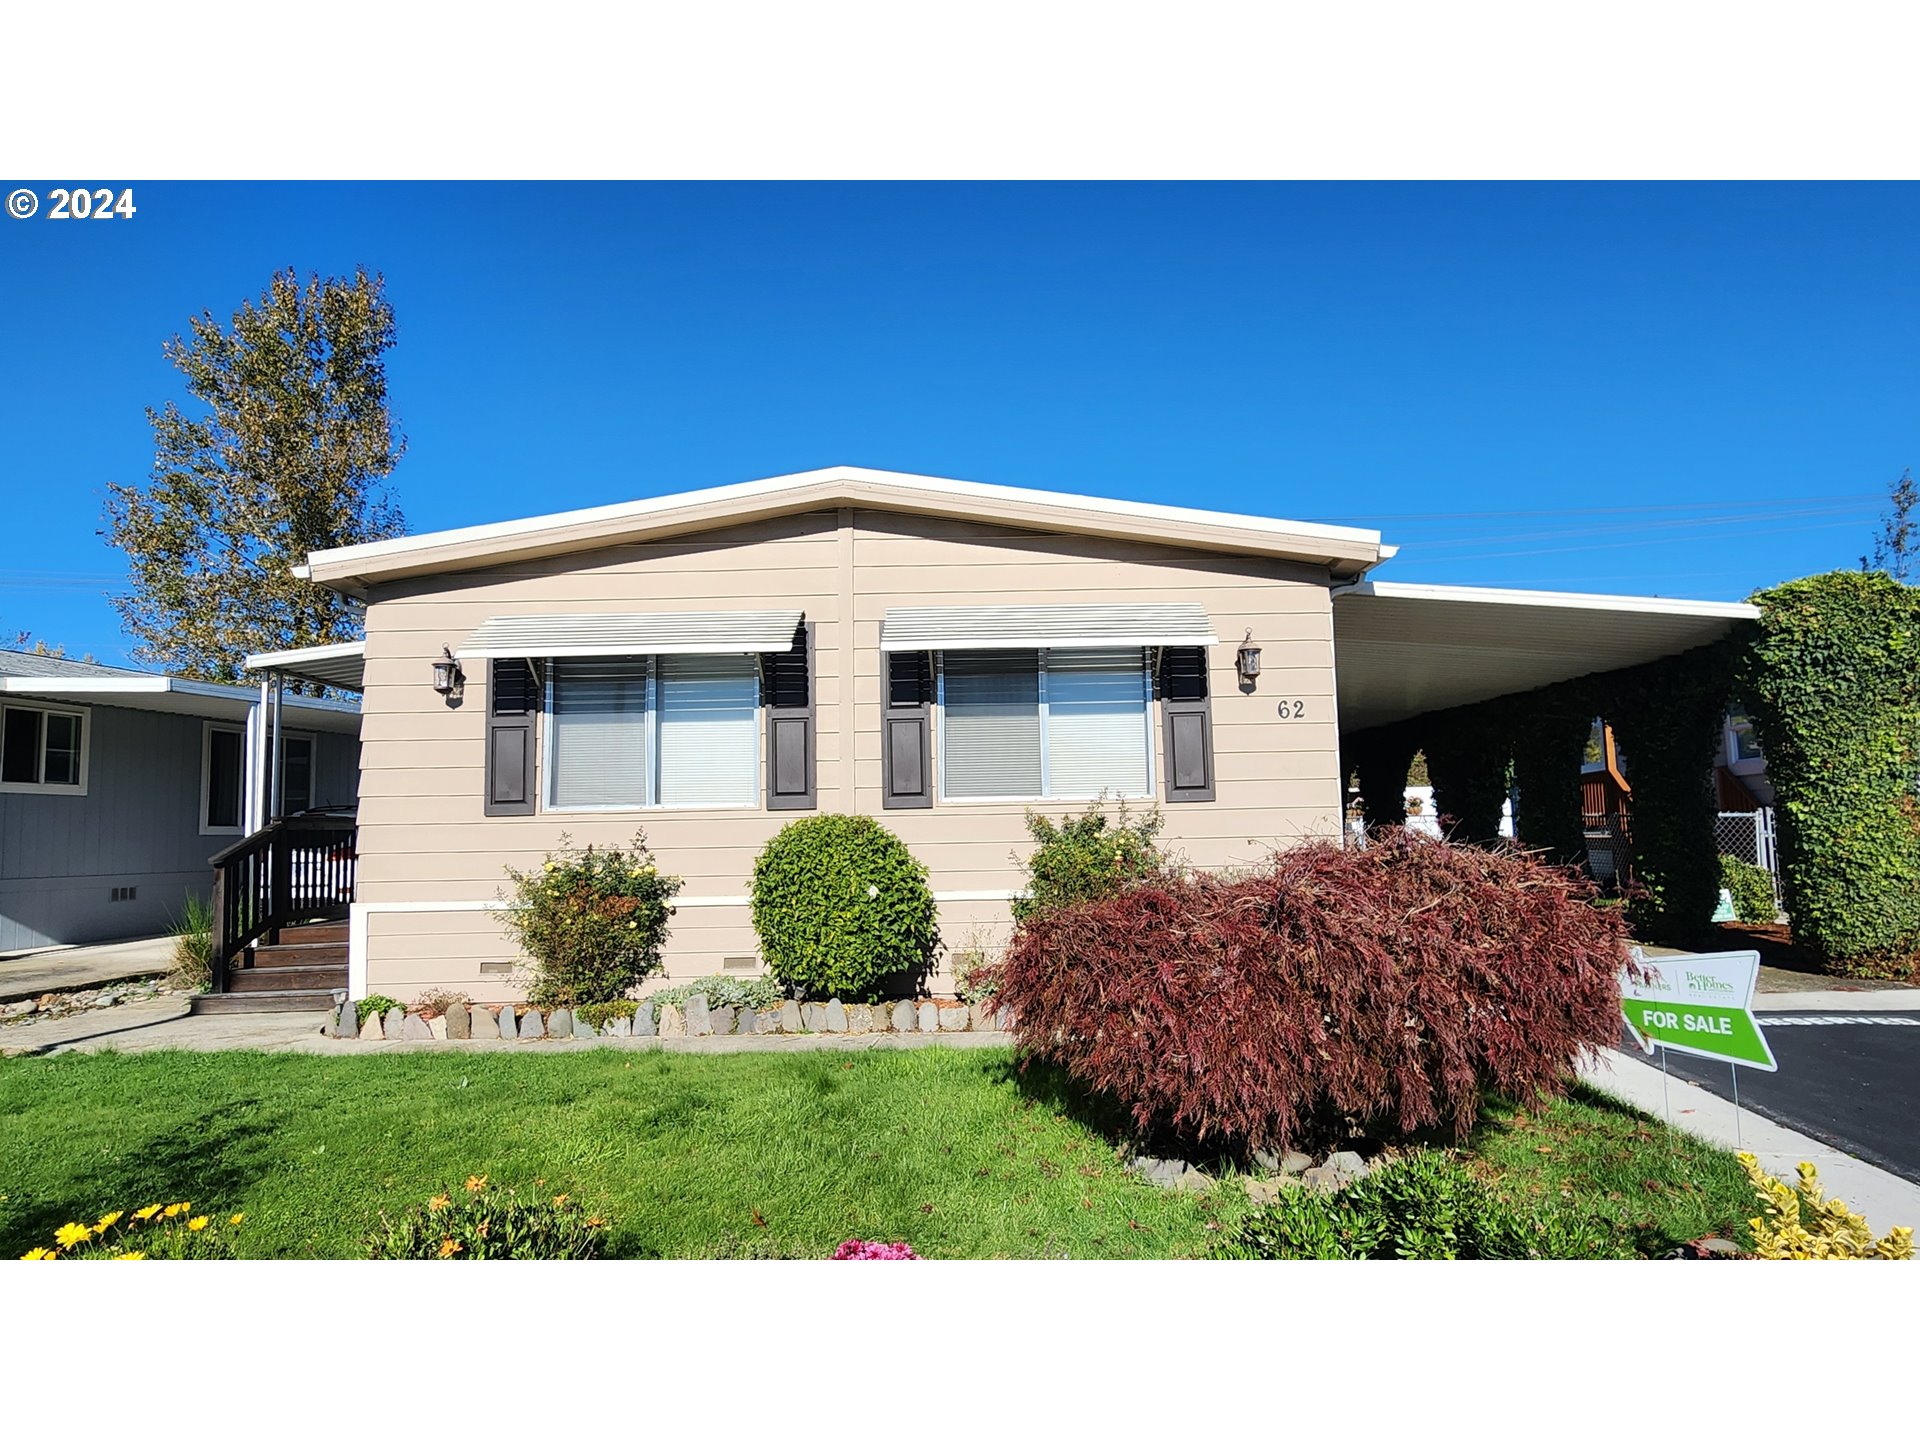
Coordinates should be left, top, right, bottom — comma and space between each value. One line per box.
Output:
1621, 949, 1775, 1141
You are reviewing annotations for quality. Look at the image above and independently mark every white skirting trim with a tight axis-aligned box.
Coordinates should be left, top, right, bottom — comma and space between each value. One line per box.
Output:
346, 890, 1021, 1000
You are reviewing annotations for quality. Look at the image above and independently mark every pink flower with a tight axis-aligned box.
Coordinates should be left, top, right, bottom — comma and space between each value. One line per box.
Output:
831, 1238, 921, 1260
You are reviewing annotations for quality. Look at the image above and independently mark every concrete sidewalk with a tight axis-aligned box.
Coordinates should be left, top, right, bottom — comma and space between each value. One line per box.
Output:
0, 936, 176, 1004
1753, 988, 1920, 1012
1579, 1047, 1920, 1232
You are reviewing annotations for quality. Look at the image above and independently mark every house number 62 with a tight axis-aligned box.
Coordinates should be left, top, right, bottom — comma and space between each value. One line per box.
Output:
1277, 700, 1306, 718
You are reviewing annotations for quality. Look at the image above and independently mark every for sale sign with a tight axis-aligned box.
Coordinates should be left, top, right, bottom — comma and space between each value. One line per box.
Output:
1620, 949, 1777, 1072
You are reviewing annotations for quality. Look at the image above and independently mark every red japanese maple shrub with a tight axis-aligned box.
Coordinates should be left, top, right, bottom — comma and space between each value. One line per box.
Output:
996, 829, 1631, 1153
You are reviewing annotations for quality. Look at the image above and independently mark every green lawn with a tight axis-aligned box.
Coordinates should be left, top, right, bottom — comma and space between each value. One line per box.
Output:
0, 1047, 1753, 1259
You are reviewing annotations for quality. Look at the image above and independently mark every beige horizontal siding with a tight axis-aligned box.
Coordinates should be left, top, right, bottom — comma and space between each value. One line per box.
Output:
354, 504, 1341, 996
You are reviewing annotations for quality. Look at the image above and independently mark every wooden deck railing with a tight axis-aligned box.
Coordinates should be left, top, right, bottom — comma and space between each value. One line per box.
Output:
208, 815, 357, 991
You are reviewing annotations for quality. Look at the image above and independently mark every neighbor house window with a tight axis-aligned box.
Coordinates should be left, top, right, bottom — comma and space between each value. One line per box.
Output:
0, 703, 87, 793
938, 648, 1152, 800
545, 654, 758, 810
203, 723, 245, 832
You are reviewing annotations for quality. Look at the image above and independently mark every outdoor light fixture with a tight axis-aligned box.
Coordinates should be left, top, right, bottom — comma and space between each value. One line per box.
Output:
1236, 630, 1262, 680
431, 646, 465, 697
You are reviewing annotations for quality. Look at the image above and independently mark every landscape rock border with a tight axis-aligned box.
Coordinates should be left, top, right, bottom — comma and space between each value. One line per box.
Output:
328, 995, 1014, 1043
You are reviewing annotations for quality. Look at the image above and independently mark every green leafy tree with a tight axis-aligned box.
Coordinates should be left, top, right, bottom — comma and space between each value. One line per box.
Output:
1862, 467, 1917, 582
103, 268, 406, 685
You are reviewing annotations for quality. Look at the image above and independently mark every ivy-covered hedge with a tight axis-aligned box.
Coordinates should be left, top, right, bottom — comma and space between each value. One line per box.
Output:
1740, 571, 1920, 979
1605, 638, 1744, 947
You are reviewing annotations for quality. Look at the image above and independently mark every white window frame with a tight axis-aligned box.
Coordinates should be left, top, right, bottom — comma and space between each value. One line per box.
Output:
200, 720, 246, 834
934, 647, 1155, 804
540, 654, 763, 814
1724, 713, 1767, 776
278, 731, 318, 815
0, 701, 90, 796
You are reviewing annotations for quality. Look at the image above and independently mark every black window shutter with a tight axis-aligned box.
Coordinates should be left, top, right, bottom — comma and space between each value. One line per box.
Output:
882, 650, 933, 809
485, 659, 539, 816
1159, 646, 1215, 804
764, 621, 816, 810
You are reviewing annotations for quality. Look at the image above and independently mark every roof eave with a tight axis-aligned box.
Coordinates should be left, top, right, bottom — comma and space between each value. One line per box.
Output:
303, 473, 1383, 597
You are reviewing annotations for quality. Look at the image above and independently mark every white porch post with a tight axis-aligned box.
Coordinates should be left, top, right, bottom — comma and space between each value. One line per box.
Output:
269, 673, 285, 822
245, 676, 272, 834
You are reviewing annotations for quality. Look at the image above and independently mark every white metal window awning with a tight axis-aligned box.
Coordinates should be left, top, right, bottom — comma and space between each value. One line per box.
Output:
879, 603, 1218, 652
457, 610, 805, 660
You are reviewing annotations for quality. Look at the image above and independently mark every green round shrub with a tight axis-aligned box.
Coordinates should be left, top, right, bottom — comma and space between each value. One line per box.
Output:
750, 815, 938, 999
1718, 854, 1778, 925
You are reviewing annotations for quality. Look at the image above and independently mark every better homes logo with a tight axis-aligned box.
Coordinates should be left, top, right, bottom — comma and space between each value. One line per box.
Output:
1685, 971, 1736, 997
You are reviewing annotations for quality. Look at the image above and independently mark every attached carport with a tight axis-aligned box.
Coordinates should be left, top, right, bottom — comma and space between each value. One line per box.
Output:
1333, 581, 1759, 734
1331, 580, 1761, 943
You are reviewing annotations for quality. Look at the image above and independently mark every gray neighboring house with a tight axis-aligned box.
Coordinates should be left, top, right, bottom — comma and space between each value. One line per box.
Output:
0, 649, 360, 954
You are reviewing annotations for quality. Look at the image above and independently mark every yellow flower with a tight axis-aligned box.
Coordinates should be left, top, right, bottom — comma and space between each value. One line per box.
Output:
553, 1194, 570, 1207
134, 1205, 161, 1221
544, 862, 557, 873
229, 1213, 245, 1226
187, 1215, 210, 1231
438, 1237, 463, 1258
111, 1252, 147, 1260
585, 1216, 605, 1228
20, 1247, 55, 1260
465, 1174, 487, 1192
97, 1210, 124, 1229
162, 1203, 186, 1218
428, 1194, 450, 1212
55, 1222, 92, 1249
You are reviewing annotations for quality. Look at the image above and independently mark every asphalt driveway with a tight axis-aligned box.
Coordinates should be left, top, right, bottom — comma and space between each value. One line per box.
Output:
1645, 1013, 1920, 1185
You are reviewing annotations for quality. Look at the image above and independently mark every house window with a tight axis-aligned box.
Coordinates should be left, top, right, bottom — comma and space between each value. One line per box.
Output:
203, 723, 245, 832
545, 654, 758, 811
280, 734, 315, 814
0, 703, 87, 794
938, 647, 1152, 801
1727, 713, 1764, 764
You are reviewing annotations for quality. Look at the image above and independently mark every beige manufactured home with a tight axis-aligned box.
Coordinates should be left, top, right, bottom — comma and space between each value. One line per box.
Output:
240, 466, 1758, 1006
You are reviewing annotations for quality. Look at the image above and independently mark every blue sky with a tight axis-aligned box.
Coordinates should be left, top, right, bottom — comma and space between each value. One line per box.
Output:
2, 181, 1913, 667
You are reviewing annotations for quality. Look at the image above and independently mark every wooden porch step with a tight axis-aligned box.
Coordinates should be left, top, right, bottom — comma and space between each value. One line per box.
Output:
230, 964, 348, 993
280, 922, 349, 944
252, 941, 348, 967
191, 990, 340, 1016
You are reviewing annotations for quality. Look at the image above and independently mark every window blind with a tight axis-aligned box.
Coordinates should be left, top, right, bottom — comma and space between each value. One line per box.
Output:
549, 658, 651, 808
656, 653, 758, 806
941, 650, 1042, 798
1044, 648, 1151, 797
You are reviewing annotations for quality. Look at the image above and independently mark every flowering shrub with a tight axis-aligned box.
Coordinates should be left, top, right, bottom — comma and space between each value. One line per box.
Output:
1739, 1153, 1913, 1259
750, 816, 937, 999
368, 1175, 609, 1259
20, 1202, 242, 1259
1011, 800, 1167, 923
997, 829, 1630, 1153
497, 832, 683, 1007
832, 1238, 921, 1260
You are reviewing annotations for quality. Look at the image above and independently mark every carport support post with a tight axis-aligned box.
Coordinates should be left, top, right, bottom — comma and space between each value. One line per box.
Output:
269, 673, 284, 823
1508, 685, 1594, 867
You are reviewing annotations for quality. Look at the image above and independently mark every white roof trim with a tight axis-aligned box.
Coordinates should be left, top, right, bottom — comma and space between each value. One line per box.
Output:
0, 675, 356, 717
244, 641, 368, 694
458, 611, 804, 660
1338, 580, 1759, 620
880, 603, 1218, 652
303, 466, 1384, 574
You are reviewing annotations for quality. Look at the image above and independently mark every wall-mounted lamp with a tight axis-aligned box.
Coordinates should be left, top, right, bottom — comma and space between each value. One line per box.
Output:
1236, 630, 1262, 681
431, 646, 465, 697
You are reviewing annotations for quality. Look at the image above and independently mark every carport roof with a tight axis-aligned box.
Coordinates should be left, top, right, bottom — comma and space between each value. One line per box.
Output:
1332, 581, 1758, 733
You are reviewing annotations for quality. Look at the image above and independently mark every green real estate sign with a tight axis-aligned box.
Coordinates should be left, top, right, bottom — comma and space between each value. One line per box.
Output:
1620, 949, 1777, 1072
